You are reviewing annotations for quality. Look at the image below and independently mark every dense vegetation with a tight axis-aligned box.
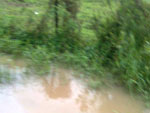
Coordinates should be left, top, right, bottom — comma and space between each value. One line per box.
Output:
0, 0, 150, 105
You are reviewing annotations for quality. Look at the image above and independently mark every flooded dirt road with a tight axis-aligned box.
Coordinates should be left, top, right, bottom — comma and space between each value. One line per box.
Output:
0, 56, 147, 113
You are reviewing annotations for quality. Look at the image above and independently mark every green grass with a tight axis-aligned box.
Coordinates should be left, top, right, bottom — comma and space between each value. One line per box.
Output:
0, 0, 115, 42
79, 1, 113, 41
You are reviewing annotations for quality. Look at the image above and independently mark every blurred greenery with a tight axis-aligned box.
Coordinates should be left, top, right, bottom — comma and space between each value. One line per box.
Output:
0, 0, 150, 104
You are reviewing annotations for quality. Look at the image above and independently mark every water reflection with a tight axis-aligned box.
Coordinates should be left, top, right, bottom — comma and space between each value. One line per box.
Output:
0, 64, 147, 113
42, 69, 72, 99
76, 89, 98, 113
0, 65, 26, 84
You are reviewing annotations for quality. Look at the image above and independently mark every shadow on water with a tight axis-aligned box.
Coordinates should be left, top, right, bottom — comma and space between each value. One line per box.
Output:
0, 55, 149, 113
42, 78, 71, 99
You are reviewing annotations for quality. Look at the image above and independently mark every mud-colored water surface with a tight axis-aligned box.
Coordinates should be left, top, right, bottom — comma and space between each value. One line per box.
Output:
0, 56, 148, 113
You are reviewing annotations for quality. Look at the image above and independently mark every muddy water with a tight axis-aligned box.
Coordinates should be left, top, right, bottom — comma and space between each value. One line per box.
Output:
0, 56, 147, 113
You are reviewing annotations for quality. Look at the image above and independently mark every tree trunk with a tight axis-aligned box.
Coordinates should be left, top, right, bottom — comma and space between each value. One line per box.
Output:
55, 0, 59, 34
63, 0, 78, 19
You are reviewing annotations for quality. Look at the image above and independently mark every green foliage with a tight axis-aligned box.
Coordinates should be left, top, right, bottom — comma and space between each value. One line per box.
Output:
48, 2, 81, 53
88, 79, 103, 89
92, 0, 150, 101
52, 21, 81, 52
23, 46, 52, 75
0, 38, 23, 54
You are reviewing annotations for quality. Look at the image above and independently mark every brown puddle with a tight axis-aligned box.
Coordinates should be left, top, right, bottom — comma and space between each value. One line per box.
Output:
0, 67, 146, 113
